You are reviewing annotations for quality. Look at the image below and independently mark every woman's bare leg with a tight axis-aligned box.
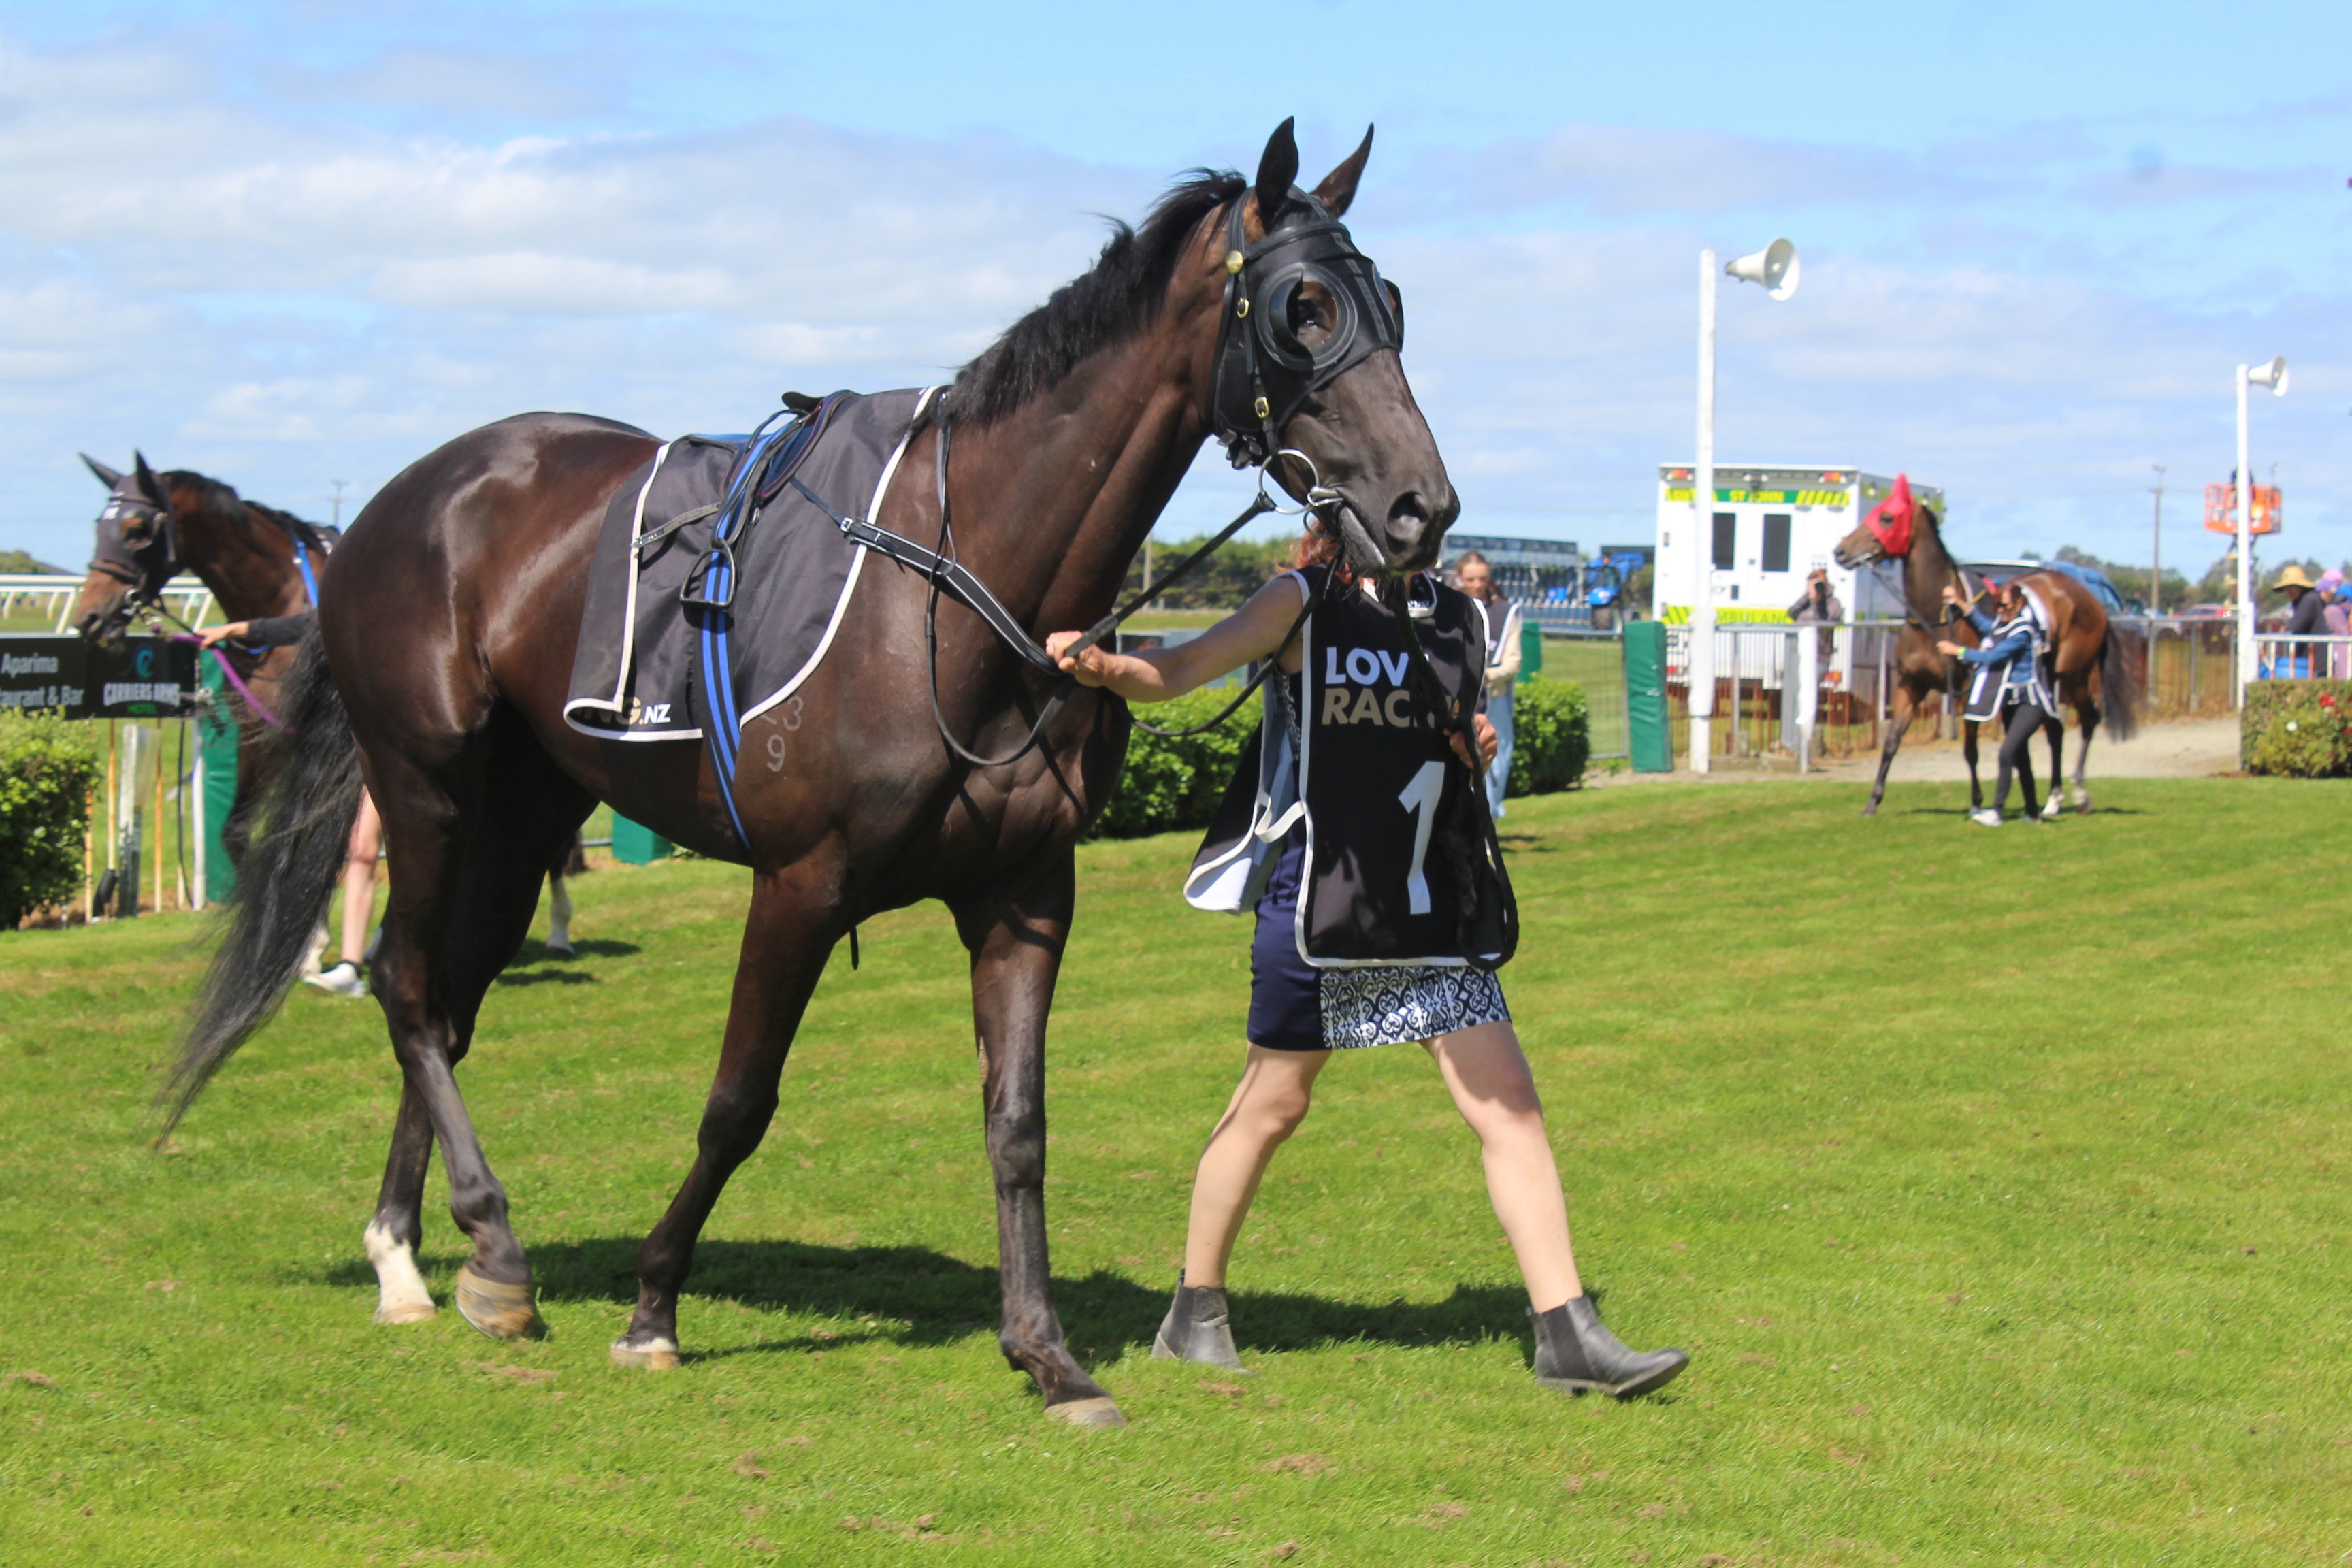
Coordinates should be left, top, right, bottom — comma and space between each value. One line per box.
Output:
1181, 1047, 1330, 1289
1425, 1020, 1582, 1311
339, 789, 382, 966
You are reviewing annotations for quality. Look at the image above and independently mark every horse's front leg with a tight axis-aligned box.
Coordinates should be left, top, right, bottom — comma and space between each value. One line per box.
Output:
613, 858, 840, 1368
953, 850, 1124, 1428
1962, 717, 1982, 808
1863, 685, 1917, 816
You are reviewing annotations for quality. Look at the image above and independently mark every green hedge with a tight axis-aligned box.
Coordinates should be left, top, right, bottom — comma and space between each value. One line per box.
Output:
2242, 680, 2352, 777
0, 711, 100, 927
1092, 676, 1591, 841
1507, 676, 1590, 796
1090, 687, 1258, 840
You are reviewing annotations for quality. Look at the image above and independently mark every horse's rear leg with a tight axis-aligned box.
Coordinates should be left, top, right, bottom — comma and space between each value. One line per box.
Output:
2068, 689, 2101, 813
1863, 687, 1917, 816
544, 833, 582, 957
365, 1084, 438, 1324
953, 851, 1123, 1428
613, 855, 843, 1370
363, 725, 591, 1330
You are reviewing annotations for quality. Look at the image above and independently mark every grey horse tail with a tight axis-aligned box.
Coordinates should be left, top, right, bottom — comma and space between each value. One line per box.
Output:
161, 625, 362, 1134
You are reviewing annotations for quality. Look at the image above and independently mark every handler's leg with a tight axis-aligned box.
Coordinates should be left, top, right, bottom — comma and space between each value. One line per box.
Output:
1181, 1047, 1330, 1290
1428, 1020, 1686, 1399
1158, 1047, 1328, 1368
1425, 1022, 1580, 1308
306, 789, 379, 996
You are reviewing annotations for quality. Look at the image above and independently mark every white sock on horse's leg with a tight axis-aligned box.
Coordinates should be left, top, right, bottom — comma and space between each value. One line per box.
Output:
547, 876, 574, 955
364, 1220, 437, 1324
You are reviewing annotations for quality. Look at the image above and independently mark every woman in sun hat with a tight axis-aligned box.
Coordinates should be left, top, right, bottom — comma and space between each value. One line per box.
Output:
2274, 566, 2325, 677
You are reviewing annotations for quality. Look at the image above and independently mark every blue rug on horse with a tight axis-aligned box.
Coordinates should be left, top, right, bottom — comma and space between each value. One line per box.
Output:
564, 387, 935, 743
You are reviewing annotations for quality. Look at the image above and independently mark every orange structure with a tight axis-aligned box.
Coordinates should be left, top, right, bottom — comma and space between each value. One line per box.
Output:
2205, 482, 2282, 535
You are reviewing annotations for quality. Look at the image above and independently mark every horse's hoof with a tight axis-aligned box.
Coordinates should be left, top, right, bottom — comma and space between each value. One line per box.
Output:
374, 1301, 438, 1326
454, 1265, 542, 1341
610, 1336, 681, 1370
1045, 1396, 1126, 1429
546, 941, 576, 959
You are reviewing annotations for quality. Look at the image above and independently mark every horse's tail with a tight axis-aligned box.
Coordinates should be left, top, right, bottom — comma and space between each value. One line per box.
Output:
161, 626, 361, 1133
2100, 618, 2145, 742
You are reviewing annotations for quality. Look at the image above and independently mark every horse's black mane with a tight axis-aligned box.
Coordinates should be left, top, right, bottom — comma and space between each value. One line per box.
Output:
933, 169, 1245, 428
165, 469, 328, 546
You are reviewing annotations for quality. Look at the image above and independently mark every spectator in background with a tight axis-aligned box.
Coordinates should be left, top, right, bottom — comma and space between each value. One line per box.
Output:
1789, 568, 1842, 654
2276, 566, 2325, 679
2322, 571, 2351, 679
1453, 551, 1522, 818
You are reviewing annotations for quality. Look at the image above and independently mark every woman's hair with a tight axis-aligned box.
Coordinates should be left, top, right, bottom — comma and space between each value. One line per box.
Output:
1453, 549, 1490, 573
1291, 523, 1345, 574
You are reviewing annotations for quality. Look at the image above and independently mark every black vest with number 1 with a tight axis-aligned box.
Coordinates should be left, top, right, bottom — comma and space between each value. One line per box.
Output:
1297, 576, 1488, 966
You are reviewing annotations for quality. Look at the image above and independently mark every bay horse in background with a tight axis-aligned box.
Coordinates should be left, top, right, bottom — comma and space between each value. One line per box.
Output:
1832, 476, 2142, 817
73, 456, 586, 952
164, 121, 1455, 1428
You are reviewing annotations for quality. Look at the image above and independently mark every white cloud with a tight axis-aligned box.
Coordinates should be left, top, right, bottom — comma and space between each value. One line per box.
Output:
0, 27, 2343, 575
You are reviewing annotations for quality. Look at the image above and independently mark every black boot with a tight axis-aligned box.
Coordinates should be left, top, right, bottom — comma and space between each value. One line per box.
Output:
1152, 1273, 1245, 1369
1532, 1296, 1687, 1399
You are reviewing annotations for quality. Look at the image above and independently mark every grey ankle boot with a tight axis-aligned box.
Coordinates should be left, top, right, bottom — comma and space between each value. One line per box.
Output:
1152, 1273, 1245, 1369
1532, 1296, 1688, 1399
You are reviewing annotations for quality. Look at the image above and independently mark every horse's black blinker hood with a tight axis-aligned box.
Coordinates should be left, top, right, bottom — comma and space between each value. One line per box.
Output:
1209, 188, 1403, 468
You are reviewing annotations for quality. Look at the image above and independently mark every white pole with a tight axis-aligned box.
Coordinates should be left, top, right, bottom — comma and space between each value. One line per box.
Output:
190, 739, 207, 913
2236, 365, 2254, 700
1690, 249, 1717, 772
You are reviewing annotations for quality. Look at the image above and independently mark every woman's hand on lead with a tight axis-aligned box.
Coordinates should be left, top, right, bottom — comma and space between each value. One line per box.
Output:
1046, 632, 1114, 687
197, 621, 250, 649
1935, 639, 1963, 657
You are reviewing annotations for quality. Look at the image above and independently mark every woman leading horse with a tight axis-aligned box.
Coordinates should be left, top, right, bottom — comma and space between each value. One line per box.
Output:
167, 122, 1456, 1428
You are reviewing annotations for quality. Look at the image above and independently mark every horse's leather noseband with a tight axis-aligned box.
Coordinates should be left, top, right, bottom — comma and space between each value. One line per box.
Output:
1208, 189, 1403, 467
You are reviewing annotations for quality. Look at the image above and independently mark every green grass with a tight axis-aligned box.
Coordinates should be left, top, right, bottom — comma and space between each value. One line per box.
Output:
3, 778, 2348, 1564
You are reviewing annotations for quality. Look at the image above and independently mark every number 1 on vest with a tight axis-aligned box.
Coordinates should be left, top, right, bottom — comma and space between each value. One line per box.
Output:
1396, 760, 1443, 916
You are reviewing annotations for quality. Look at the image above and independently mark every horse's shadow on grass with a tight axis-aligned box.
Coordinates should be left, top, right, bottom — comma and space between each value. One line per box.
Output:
1892, 804, 2151, 819
357, 1237, 1531, 1364
497, 938, 643, 985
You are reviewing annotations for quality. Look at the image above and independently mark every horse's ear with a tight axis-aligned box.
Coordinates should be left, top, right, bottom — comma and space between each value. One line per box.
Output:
1254, 118, 1300, 231
1310, 125, 1374, 218
81, 453, 125, 489
132, 451, 167, 506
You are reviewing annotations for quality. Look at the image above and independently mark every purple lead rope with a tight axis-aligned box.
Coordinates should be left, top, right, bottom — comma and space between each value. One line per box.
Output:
170, 634, 293, 734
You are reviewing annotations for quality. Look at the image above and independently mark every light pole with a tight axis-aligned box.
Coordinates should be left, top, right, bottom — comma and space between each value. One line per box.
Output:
2149, 464, 2164, 617
2235, 356, 2287, 698
1688, 238, 1797, 772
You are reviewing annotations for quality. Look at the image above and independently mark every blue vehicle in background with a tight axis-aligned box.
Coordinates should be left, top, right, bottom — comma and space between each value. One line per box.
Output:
1586, 548, 1653, 631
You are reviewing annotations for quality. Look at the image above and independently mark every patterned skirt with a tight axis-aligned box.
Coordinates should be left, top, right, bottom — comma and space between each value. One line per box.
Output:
1246, 833, 1510, 1052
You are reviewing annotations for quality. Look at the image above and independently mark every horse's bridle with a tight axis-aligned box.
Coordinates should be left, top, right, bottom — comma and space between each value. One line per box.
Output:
85, 481, 184, 632
1207, 186, 1405, 471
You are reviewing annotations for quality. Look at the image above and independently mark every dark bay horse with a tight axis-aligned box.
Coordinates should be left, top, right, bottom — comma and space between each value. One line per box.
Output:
74, 455, 586, 946
1833, 493, 2140, 816
167, 122, 1456, 1428
73, 453, 330, 862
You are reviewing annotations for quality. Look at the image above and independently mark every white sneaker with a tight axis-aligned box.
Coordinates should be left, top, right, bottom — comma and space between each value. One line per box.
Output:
2040, 799, 2065, 822
304, 960, 368, 998
1967, 808, 2004, 828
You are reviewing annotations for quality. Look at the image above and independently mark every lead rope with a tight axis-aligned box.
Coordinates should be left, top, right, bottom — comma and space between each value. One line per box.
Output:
1379, 578, 1518, 971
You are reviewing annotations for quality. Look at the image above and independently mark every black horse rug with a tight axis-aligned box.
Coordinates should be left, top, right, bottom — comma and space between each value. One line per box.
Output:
564, 386, 936, 744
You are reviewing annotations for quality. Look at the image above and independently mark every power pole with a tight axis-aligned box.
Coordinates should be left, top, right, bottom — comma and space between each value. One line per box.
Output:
2149, 464, 2165, 616
330, 479, 349, 529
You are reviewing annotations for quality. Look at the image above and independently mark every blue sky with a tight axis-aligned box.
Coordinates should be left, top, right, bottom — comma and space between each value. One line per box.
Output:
3, 1, 2347, 572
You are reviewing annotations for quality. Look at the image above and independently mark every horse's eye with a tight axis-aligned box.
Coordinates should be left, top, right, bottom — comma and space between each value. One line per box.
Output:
1287, 286, 1328, 337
